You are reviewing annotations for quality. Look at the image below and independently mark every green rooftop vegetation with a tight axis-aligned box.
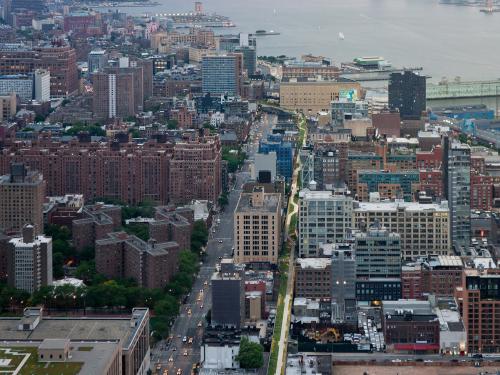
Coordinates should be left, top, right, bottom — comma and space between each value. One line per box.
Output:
0, 347, 82, 375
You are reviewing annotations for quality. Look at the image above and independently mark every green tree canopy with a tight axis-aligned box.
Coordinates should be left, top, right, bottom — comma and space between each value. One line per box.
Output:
236, 337, 264, 369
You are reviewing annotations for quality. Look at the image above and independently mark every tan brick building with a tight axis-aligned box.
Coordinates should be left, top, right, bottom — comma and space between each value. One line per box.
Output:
279, 78, 361, 113
0, 163, 45, 235
234, 186, 281, 265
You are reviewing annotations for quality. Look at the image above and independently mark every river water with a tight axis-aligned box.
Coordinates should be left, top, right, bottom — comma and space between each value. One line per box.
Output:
116, 0, 500, 82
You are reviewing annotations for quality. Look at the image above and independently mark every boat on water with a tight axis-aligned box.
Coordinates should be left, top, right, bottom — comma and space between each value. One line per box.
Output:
254, 29, 280, 36
338, 32, 345, 40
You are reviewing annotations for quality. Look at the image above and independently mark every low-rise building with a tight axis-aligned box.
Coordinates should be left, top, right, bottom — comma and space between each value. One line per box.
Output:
383, 299, 440, 353
0, 307, 150, 375
295, 258, 332, 299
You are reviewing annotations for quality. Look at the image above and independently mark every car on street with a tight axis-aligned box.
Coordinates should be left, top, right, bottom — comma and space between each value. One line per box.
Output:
218, 239, 223, 243
182, 336, 187, 343
183, 350, 188, 356
163, 370, 168, 375
200, 304, 203, 309
198, 321, 202, 327
188, 337, 193, 344
204, 281, 208, 286
176, 369, 182, 375
168, 357, 174, 362
187, 309, 191, 315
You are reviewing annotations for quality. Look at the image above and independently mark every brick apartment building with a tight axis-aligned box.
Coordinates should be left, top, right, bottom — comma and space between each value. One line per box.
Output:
150, 206, 194, 252
95, 232, 180, 289
471, 174, 493, 211
416, 145, 443, 169
169, 139, 222, 204
0, 42, 79, 98
402, 256, 464, 299
72, 203, 122, 251
0, 138, 222, 205
455, 268, 500, 353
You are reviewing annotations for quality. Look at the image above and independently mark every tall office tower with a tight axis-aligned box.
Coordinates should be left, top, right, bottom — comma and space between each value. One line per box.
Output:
298, 189, 354, 258
0, 163, 45, 235
169, 139, 222, 204
87, 50, 108, 73
443, 137, 471, 252
35, 44, 78, 97
331, 243, 356, 323
234, 46, 256, 75
388, 70, 426, 120
7, 225, 52, 293
234, 186, 282, 265
211, 259, 245, 329
92, 71, 135, 119
34, 69, 50, 102
355, 223, 401, 279
202, 54, 242, 96
455, 269, 500, 353
355, 223, 402, 301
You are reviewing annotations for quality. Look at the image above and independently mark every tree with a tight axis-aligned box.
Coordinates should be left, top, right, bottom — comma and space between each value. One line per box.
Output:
124, 223, 149, 241
191, 220, 208, 252
154, 295, 179, 317
167, 119, 178, 129
53, 252, 65, 279
236, 337, 264, 369
219, 192, 229, 207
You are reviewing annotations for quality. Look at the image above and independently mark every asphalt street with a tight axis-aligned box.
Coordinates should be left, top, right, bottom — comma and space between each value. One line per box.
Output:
151, 115, 276, 375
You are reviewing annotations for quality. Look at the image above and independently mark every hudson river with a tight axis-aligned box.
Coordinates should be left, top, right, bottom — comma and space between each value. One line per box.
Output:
119, 0, 500, 82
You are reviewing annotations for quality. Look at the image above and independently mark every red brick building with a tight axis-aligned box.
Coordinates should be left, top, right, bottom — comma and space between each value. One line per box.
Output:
63, 12, 104, 37
35, 44, 79, 97
170, 106, 195, 129
169, 139, 222, 204
416, 145, 443, 169
455, 269, 500, 353
419, 169, 444, 199
95, 232, 180, 289
471, 156, 486, 175
471, 174, 493, 210
72, 203, 122, 251
372, 110, 401, 138
149, 206, 194, 251
0, 138, 221, 206
401, 256, 463, 300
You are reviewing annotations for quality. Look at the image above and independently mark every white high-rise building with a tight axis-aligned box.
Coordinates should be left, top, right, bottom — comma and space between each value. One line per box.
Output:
298, 189, 354, 257
8, 225, 52, 293
34, 69, 50, 102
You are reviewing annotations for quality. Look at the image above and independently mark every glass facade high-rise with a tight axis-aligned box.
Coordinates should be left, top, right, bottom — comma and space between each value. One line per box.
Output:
388, 70, 426, 120
443, 137, 471, 252
202, 54, 241, 96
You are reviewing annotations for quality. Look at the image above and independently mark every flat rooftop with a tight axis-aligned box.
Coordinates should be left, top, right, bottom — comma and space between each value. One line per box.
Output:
355, 200, 449, 212
296, 258, 331, 270
0, 308, 148, 350
235, 192, 280, 213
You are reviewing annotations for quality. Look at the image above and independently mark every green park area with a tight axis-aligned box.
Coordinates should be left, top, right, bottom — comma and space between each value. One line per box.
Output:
0, 347, 82, 375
